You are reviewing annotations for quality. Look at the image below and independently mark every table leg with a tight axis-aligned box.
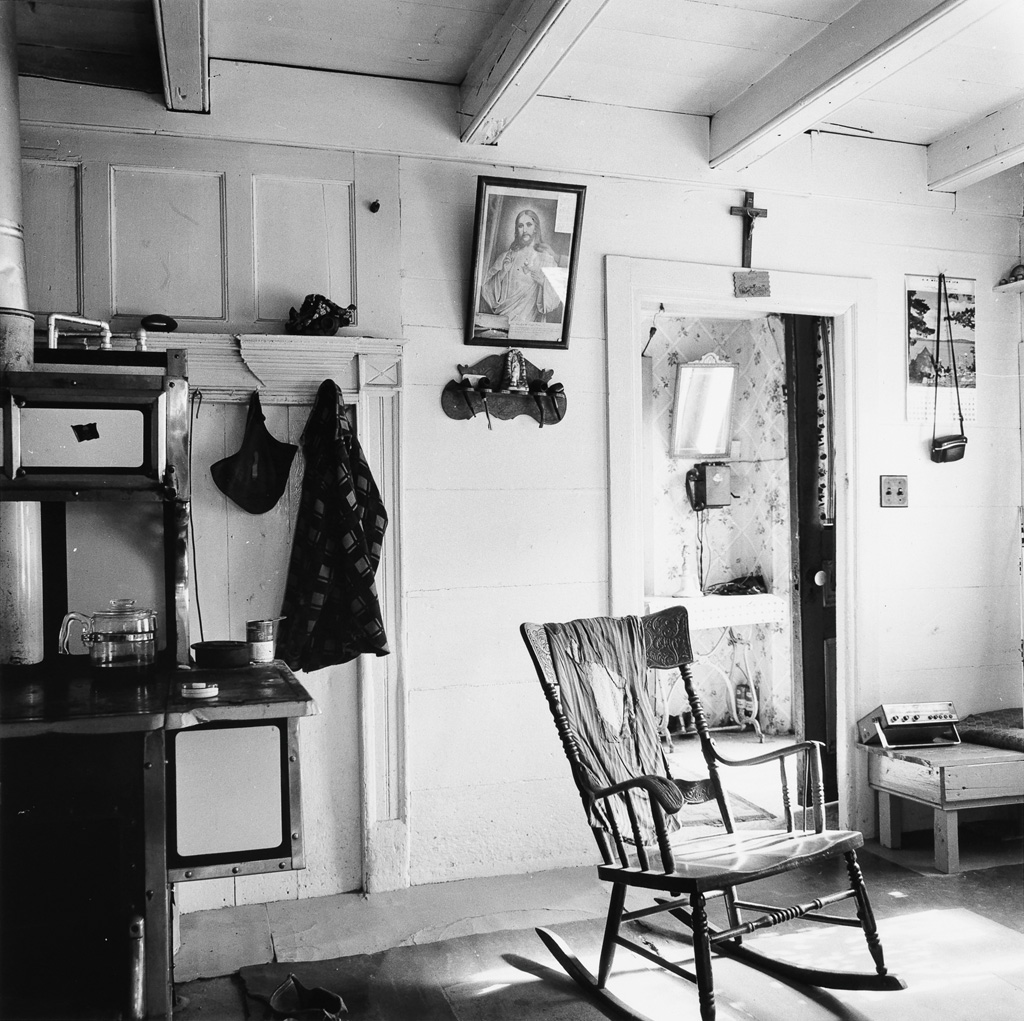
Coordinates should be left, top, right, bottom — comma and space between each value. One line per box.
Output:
877, 791, 902, 849
933, 808, 959, 874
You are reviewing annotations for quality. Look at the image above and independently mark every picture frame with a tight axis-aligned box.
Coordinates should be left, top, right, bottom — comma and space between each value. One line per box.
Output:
466, 176, 586, 350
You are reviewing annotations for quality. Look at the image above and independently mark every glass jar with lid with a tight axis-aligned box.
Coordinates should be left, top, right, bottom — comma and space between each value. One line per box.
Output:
59, 598, 157, 672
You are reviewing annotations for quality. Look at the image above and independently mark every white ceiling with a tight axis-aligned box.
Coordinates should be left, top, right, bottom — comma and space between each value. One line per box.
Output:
14, 0, 1024, 192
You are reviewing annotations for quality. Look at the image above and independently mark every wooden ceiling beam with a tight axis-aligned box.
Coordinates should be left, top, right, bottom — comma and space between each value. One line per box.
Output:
152, 0, 209, 113
927, 98, 1024, 191
709, 0, 1011, 174
459, 0, 610, 145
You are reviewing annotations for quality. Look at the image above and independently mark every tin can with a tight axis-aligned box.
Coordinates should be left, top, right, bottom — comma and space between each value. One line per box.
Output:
246, 617, 283, 664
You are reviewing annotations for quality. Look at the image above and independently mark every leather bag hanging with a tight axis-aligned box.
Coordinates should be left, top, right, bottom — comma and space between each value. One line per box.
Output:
930, 273, 968, 463
211, 391, 298, 513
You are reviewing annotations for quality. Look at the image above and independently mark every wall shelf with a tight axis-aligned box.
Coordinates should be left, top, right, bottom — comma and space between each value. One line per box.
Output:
140, 332, 405, 403
441, 352, 565, 427
645, 593, 787, 631
993, 279, 1024, 294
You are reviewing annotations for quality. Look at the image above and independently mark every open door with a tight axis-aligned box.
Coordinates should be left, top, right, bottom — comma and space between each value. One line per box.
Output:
785, 315, 838, 802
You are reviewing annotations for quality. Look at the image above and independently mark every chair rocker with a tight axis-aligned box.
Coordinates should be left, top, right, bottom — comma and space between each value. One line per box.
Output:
520, 606, 904, 1021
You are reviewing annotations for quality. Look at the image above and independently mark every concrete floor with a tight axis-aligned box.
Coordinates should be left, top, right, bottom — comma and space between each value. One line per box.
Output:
173, 732, 791, 982
173, 732, 1024, 1019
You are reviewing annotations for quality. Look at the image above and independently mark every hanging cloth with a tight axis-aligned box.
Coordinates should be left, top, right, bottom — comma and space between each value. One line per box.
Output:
210, 392, 298, 514
930, 273, 968, 463
277, 380, 389, 671
543, 615, 679, 844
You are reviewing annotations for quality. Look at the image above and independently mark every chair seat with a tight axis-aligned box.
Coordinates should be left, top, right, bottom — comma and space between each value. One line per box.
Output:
599, 828, 865, 891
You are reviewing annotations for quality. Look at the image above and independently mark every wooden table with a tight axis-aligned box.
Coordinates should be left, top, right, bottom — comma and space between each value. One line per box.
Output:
862, 742, 1024, 873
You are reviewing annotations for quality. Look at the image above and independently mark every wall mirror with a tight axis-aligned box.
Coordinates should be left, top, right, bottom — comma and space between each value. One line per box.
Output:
670, 358, 738, 458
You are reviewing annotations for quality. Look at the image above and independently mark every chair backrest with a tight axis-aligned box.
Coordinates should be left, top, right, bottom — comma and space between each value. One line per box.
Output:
522, 606, 733, 868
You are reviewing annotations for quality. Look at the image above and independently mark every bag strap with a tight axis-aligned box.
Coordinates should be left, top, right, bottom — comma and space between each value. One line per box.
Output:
932, 273, 965, 444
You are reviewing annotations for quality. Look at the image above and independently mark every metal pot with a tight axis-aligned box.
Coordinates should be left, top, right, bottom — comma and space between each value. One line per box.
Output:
59, 598, 157, 672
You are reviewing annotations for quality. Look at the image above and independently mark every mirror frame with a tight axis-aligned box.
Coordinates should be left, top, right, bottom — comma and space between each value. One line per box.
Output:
670, 358, 738, 459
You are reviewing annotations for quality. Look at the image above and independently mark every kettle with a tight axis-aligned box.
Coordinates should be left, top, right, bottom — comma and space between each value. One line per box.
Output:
59, 598, 158, 672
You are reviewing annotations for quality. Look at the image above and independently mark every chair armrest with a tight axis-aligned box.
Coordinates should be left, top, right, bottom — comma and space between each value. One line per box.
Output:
587, 774, 683, 872
590, 774, 684, 815
711, 739, 827, 832
710, 739, 823, 770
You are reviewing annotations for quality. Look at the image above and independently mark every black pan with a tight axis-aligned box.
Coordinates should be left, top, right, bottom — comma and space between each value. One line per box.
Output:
191, 641, 249, 669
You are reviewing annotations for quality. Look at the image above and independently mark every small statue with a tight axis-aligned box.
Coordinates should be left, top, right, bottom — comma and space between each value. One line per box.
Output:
285, 294, 356, 336
501, 348, 528, 392
676, 543, 703, 598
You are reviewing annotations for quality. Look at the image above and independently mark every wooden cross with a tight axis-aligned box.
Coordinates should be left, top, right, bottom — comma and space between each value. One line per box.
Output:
730, 191, 768, 269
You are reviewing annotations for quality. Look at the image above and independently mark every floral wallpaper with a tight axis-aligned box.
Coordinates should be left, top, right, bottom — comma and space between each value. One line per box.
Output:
643, 315, 793, 733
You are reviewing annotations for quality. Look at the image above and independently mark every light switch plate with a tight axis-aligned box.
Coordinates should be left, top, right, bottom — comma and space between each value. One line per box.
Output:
880, 475, 908, 507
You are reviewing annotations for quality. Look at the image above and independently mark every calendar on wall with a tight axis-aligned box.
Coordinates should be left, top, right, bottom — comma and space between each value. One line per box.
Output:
905, 274, 977, 424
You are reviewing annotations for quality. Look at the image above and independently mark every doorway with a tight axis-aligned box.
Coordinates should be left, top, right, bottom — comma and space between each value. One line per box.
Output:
606, 256, 873, 828
785, 315, 838, 802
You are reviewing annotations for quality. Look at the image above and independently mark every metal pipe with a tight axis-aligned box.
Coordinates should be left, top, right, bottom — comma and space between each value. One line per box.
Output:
47, 313, 150, 351
0, 0, 32, 374
47, 312, 112, 349
127, 914, 145, 1020
0, 502, 44, 664
0, 4, 43, 666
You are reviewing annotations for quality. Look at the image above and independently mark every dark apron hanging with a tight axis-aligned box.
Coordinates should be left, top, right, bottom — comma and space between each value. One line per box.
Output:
277, 380, 389, 672
211, 392, 298, 513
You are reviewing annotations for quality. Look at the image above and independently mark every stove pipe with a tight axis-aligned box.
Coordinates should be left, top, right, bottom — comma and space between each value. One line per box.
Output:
0, 5, 43, 666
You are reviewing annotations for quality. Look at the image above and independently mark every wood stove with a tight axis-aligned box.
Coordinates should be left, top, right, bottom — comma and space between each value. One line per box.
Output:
0, 340, 314, 1020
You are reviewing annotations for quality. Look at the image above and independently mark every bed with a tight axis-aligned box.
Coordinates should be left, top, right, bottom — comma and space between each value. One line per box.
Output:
958, 708, 1024, 753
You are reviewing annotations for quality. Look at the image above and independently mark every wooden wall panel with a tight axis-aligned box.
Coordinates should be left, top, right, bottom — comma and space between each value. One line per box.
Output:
294, 663, 363, 898
183, 398, 364, 909
188, 401, 232, 646
21, 159, 80, 316
110, 167, 225, 320
221, 400, 296, 634
19, 127, 391, 337
253, 176, 354, 323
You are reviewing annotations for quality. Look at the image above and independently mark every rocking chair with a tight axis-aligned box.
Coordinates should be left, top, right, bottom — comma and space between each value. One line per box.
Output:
520, 606, 904, 1021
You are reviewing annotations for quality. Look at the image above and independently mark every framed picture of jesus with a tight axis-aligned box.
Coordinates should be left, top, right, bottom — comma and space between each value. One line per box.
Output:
466, 176, 586, 350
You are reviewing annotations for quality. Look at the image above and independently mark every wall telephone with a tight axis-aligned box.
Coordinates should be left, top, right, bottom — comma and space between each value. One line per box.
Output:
685, 462, 732, 511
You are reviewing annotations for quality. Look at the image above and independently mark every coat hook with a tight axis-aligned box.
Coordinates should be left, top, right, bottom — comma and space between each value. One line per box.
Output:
369, 200, 381, 213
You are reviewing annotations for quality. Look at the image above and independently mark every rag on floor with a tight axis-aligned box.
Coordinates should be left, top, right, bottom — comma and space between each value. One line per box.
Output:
277, 379, 389, 671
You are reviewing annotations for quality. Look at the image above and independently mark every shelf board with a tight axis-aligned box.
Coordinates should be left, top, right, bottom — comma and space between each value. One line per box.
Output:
645, 592, 787, 630
993, 279, 1024, 294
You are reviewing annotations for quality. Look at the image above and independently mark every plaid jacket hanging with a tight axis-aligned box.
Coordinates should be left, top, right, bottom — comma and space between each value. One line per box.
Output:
278, 379, 389, 671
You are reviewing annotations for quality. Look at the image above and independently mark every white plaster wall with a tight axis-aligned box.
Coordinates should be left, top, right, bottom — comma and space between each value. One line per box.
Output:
397, 141, 1023, 862
20, 62, 1023, 892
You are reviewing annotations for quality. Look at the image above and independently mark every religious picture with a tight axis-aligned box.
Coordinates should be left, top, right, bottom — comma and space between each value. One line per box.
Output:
466, 177, 586, 349
905, 275, 977, 423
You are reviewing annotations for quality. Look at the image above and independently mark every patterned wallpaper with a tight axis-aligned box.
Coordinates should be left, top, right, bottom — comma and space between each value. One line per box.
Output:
644, 315, 793, 733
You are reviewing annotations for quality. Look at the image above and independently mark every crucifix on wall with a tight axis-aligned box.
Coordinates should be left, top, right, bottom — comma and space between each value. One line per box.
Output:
730, 191, 768, 269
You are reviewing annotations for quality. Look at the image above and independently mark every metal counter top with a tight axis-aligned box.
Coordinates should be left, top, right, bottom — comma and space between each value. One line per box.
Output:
0, 658, 316, 737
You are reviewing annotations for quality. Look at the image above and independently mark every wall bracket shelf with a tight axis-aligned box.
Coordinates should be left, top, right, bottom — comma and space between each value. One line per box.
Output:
441, 353, 565, 427
993, 279, 1024, 294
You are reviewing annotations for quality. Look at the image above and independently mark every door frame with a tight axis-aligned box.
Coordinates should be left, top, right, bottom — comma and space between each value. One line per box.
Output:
605, 256, 876, 828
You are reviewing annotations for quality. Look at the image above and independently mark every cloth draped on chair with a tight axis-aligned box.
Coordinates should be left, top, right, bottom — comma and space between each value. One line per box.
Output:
277, 379, 389, 672
544, 615, 679, 844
